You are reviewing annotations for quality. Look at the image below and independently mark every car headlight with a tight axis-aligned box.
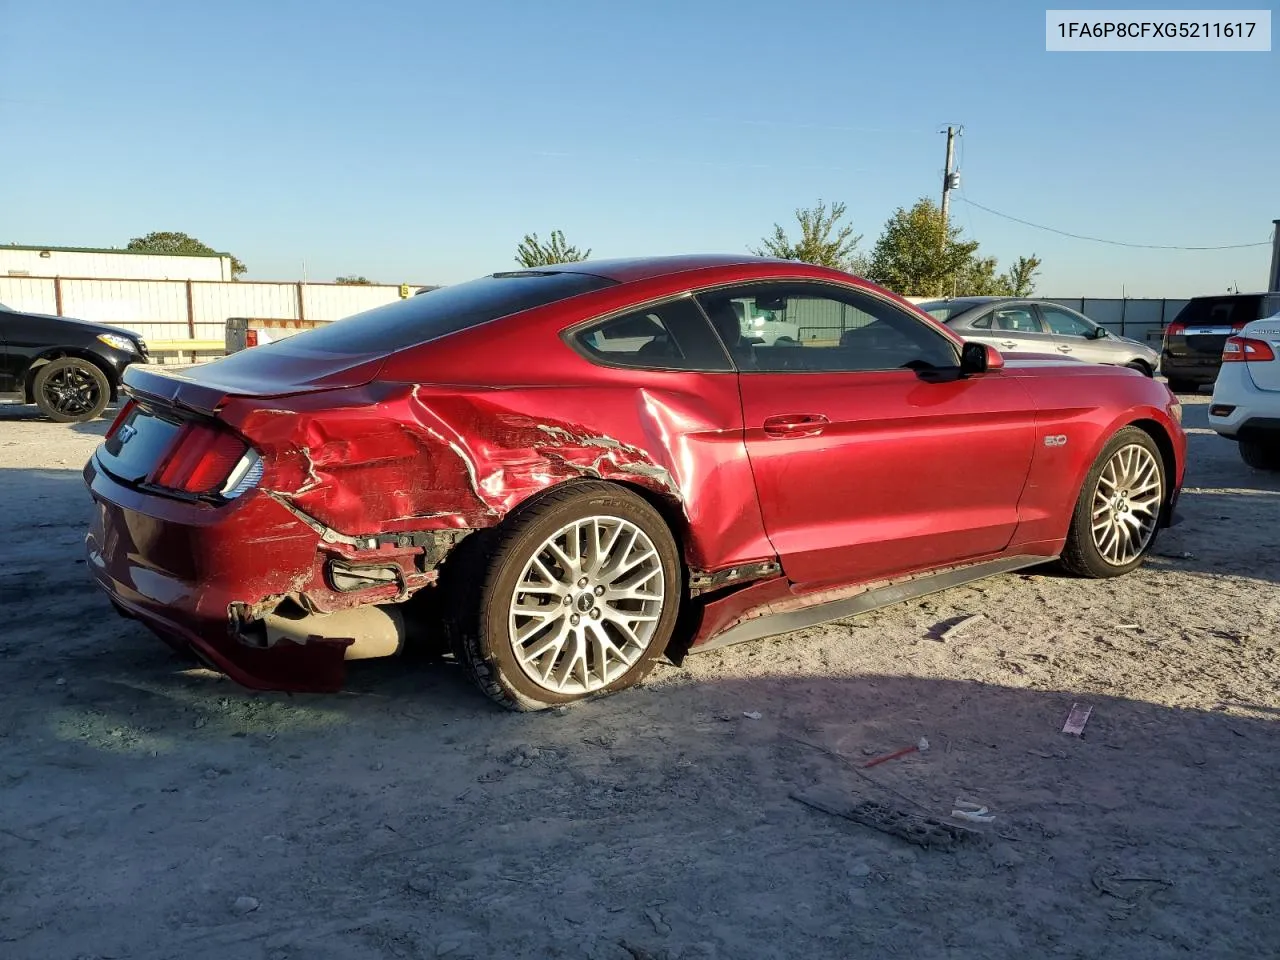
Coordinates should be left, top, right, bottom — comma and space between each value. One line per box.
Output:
97, 333, 138, 352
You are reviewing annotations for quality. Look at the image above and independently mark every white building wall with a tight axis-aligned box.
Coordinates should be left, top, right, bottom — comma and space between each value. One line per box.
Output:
0, 276, 58, 315
0, 248, 230, 281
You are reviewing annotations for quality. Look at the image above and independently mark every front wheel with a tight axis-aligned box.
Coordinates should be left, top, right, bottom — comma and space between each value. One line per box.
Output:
33, 357, 111, 423
1125, 360, 1153, 377
1239, 437, 1280, 471
1060, 427, 1167, 578
456, 482, 682, 710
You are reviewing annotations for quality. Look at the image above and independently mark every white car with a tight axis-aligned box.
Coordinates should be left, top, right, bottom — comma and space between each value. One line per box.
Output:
1208, 311, 1280, 470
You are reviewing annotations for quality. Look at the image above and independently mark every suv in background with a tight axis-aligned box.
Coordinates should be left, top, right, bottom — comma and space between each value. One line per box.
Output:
1161, 293, 1280, 393
0, 302, 148, 422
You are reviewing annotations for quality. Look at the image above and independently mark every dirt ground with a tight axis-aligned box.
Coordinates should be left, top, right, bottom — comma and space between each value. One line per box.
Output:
1, 391, 1277, 960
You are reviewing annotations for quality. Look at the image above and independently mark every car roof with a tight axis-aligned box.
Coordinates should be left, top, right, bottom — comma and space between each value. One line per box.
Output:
507, 254, 795, 285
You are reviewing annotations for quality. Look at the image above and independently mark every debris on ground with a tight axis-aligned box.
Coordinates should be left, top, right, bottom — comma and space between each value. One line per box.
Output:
791, 790, 983, 851
742, 711, 762, 720
231, 895, 260, 914
930, 613, 985, 642
1090, 866, 1172, 904
951, 800, 996, 824
1062, 703, 1093, 736
861, 736, 930, 768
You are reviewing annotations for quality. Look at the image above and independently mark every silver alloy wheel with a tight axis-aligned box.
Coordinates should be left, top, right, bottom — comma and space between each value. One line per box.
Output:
1090, 443, 1163, 566
508, 515, 665, 695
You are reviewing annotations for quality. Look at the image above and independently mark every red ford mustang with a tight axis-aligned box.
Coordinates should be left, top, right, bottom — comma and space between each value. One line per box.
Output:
84, 256, 1185, 709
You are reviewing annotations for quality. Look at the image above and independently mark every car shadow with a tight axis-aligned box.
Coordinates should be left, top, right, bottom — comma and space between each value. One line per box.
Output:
0, 400, 119, 435
1, 463, 1279, 957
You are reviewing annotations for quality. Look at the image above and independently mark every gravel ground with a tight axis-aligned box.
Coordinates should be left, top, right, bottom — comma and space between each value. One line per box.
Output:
1, 392, 1277, 960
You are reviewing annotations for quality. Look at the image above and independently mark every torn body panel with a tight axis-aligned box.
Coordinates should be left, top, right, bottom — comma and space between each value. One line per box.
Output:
86, 370, 773, 692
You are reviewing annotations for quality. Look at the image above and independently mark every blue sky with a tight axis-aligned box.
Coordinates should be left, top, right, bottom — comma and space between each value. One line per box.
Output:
2, 0, 1276, 295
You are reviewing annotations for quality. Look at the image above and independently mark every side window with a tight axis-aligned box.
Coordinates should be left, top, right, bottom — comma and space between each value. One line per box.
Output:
572, 297, 732, 371
1040, 306, 1094, 337
970, 312, 993, 329
992, 306, 1041, 333
696, 283, 957, 373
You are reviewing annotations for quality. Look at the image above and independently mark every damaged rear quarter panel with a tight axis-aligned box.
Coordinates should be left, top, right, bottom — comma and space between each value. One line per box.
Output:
220, 374, 774, 573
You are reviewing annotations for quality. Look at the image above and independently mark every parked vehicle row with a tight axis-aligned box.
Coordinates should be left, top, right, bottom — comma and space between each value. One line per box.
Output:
82, 255, 1186, 709
1208, 309, 1280, 470
0, 301, 148, 422
918, 296, 1161, 375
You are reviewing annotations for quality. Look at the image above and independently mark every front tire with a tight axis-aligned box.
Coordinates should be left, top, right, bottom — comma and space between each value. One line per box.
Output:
1125, 360, 1153, 377
1060, 427, 1167, 578
1239, 437, 1280, 471
455, 482, 682, 711
33, 357, 110, 423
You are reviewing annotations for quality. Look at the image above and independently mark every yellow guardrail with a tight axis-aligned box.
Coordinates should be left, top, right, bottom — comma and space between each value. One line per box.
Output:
148, 339, 225, 353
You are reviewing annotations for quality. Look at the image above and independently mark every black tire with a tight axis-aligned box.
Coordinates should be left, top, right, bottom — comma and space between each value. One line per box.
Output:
1165, 377, 1199, 394
33, 357, 110, 423
453, 481, 682, 711
1239, 437, 1280, 471
1125, 360, 1153, 377
1059, 426, 1167, 579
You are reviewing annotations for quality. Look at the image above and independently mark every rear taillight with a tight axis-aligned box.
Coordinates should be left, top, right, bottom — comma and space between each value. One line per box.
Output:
1231, 320, 1250, 332
1162, 321, 1185, 341
245, 330, 259, 348
1221, 336, 1276, 363
149, 422, 255, 496
104, 400, 137, 440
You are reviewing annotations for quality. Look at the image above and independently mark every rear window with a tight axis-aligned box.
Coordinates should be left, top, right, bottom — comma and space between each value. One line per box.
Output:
1171, 295, 1262, 328
268, 271, 617, 353
917, 301, 974, 323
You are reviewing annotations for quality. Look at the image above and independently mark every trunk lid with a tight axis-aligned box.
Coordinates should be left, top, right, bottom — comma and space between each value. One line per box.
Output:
123, 345, 387, 415
1241, 314, 1280, 392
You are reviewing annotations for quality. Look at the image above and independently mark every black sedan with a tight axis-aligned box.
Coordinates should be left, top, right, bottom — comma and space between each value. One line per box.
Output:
0, 303, 148, 422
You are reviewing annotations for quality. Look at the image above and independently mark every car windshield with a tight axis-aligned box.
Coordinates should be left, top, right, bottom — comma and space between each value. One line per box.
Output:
268, 270, 617, 354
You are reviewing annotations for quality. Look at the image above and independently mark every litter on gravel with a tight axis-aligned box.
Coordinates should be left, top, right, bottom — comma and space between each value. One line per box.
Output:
1062, 703, 1094, 736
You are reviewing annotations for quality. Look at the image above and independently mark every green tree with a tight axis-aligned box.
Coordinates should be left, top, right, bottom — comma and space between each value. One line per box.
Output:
515, 230, 591, 267
753, 199, 866, 273
867, 198, 979, 297
1000, 255, 1042, 296
126, 231, 246, 278
335, 275, 373, 285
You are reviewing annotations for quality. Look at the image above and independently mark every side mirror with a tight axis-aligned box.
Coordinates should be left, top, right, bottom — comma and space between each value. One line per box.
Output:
960, 341, 1003, 376
1090, 327, 1107, 339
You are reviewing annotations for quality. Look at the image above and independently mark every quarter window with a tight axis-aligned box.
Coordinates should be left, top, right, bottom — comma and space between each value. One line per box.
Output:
696, 283, 957, 373
572, 298, 732, 371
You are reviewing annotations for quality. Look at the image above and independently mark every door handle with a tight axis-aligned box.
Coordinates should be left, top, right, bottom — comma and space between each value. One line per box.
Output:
999, 340, 1018, 349
762, 413, 829, 438
1057, 344, 1072, 352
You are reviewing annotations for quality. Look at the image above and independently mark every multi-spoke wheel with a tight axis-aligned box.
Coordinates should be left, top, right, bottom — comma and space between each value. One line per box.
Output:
1061, 427, 1168, 578
33, 357, 110, 423
454, 481, 681, 710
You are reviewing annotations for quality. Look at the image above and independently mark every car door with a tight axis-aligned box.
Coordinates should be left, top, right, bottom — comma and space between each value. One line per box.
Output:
697, 282, 1038, 589
973, 303, 1058, 356
1038, 304, 1111, 363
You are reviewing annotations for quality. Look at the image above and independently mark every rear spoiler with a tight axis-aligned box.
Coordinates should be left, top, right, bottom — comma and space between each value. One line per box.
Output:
123, 364, 236, 416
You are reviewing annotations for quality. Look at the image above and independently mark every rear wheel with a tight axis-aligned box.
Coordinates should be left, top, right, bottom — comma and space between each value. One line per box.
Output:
454, 482, 682, 710
1165, 377, 1199, 394
1060, 427, 1166, 578
1239, 437, 1280, 471
33, 357, 111, 423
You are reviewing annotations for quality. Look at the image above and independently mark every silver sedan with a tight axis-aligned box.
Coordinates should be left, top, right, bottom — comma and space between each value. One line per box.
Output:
917, 297, 1161, 376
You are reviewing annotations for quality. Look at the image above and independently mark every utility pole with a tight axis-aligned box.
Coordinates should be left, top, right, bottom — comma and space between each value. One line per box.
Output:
1268, 218, 1280, 293
940, 125, 961, 227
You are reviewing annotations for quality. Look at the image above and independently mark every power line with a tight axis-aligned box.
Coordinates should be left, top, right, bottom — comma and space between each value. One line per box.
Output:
957, 195, 1273, 251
